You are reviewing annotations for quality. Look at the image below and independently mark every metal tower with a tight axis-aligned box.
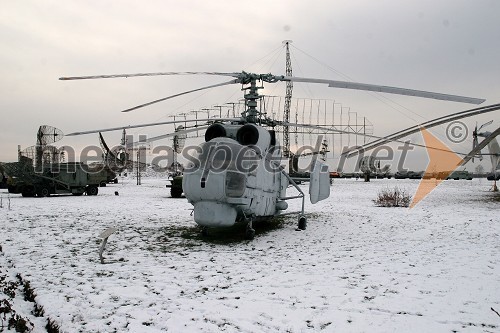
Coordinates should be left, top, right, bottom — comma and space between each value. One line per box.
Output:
283, 40, 293, 158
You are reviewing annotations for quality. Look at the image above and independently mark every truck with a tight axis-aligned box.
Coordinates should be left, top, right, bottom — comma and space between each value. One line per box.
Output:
6, 162, 109, 197
445, 170, 473, 180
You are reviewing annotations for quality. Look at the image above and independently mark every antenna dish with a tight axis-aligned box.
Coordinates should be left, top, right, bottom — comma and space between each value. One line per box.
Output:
37, 125, 64, 146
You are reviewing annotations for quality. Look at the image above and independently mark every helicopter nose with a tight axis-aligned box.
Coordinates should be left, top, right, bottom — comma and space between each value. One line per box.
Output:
193, 201, 237, 227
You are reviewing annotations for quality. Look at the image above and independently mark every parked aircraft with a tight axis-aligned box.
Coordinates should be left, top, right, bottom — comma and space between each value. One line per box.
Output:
61, 70, 487, 238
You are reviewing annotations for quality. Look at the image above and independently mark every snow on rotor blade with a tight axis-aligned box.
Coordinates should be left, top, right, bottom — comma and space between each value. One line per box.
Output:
121, 79, 240, 112
59, 72, 240, 80
285, 76, 485, 105
66, 118, 240, 136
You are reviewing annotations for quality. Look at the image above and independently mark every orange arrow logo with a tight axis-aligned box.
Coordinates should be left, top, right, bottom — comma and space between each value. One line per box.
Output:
410, 127, 463, 208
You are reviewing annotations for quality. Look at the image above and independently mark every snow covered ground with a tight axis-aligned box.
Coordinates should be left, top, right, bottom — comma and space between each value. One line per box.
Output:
0, 177, 498, 332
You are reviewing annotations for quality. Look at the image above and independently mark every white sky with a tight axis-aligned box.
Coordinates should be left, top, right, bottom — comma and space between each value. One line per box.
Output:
1, 0, 499, 170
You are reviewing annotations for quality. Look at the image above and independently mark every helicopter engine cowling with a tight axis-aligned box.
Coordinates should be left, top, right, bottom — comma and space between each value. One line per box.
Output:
236, 124, 271, 152
204, 123, 226, 142
205, 124, 241, 142
205, 123, 273, 153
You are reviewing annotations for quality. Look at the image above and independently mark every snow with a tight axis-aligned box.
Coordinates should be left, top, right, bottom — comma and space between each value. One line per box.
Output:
0, 177, 499, 332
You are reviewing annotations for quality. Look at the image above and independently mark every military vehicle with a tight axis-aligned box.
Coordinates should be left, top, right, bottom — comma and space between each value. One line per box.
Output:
7, 162, 108, 197
0, 163, 7, 188
5, 125, 111, 197
444, 170, 473, 180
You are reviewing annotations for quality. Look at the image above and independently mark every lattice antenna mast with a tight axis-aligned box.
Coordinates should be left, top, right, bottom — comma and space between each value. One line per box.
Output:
121, 129, 127, 146
283, 40, 293, 157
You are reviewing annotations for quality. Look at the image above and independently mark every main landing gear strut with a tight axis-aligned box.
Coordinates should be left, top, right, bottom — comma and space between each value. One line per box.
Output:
245, 218, 255, 240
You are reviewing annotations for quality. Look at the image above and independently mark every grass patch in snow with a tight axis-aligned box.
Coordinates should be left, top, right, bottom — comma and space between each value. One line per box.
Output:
154, 216, 288, 245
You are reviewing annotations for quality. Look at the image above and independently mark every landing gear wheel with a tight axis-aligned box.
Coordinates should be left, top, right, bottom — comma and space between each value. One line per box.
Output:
201, 227, 209, 237
245, 228, 255, 240
170, 187, 182, 198
298, 215, 307, 230
245, 220, 255, 240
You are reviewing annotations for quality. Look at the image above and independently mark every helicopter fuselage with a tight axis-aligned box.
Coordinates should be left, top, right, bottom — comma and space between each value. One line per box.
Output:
183, 123, 289, 228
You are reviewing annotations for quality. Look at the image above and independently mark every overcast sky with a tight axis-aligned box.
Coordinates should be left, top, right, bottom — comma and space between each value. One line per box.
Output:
1, 0, 499, 171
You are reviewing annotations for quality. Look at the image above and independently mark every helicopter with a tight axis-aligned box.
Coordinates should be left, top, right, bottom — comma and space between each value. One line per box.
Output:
467, 121, 500, 190
61, 70, 488, 239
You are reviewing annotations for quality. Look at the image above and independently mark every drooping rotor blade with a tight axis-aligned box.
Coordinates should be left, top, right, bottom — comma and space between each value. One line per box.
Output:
66, 117, 240, 136
59, 72, 240, 80
99, 132, 112, 154
343, 103, 500, 157
121, 79, 240, 112
127, 125, 209, 147
283, 76, 485, 105
460, 126, 500, 166
478, 119, 494, 132
371, 104, 499, 148
280, 122, 468, 155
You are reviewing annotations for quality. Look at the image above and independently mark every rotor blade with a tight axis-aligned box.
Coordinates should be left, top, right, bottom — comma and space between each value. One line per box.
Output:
66, 117, 240, 136
121, 79, 239, 112
98, 132, 112, 153
127, 125, 209, 146
344, 103, 500, 158
368, 104, 498, 148
284, 76, 485, 105
59, 72, 240, 80
478, 119, 494, 132
460, 126, 500, 166
280, 122, 468, 155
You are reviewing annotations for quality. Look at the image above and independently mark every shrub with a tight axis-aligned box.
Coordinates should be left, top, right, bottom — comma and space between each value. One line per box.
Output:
373, 187, 411, 207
